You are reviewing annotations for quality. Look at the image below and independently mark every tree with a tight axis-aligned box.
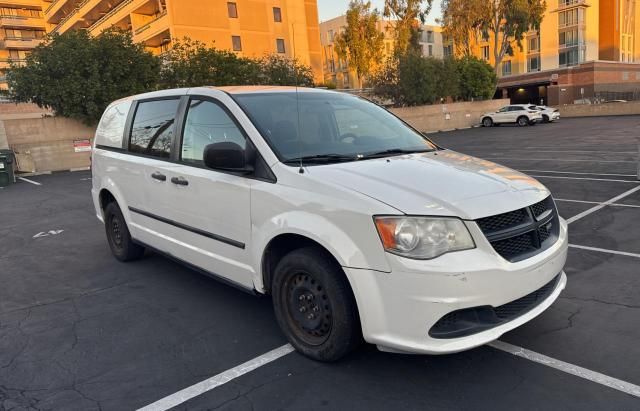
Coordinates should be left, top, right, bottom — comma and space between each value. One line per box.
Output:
334, 1, 385, 87
481, 0, 546, 73
159, 38, 260, 88
7, 29, 160, 124
439, 0, 484, 57
159, 38, 314, 89
457, 56, 497, 100
257, 54, 314, 87
383, 0, 433, 55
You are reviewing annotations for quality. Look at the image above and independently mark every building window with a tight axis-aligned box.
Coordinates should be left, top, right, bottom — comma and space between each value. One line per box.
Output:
481, 46, 490, 61
232, 35, 242, 51
529, 37, 539, 53
559, 48, 579, 66
276, 38, 285, 54
428, 44, 433, 56
559, 9, 581, 27
273, 7, 282, 22
528, 56, 540, 72
559, 29, 579, 47
622, 71, 629, 80
444, 44, 453, 57
327, 30, 334, 43
426, 30, 434, 43
502, 60, 512, 76
227, 2, 238, 18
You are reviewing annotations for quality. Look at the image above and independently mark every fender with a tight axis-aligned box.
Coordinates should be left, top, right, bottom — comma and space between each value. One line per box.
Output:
251, 210, 392, 292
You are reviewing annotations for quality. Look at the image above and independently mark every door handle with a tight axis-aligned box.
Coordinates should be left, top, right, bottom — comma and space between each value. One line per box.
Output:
151, 172, 166, 182
171, 176, 189, 186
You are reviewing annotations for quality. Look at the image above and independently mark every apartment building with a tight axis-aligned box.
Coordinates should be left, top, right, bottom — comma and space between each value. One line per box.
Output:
320, 14, 444, 88
42, 0, 323, 82
0, 1, 47, 89
469, 0, 640, 105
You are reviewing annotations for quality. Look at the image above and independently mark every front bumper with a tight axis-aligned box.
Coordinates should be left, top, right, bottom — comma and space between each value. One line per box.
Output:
345, 218, 568, 355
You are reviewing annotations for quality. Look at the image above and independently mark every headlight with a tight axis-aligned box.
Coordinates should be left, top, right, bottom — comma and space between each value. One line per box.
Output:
374, 216, 475, 259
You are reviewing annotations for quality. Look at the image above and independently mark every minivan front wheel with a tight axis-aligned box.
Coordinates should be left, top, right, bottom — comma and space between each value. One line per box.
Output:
104, 202, 145, 262
482, 117, 493, 127
272, 247, 361, 362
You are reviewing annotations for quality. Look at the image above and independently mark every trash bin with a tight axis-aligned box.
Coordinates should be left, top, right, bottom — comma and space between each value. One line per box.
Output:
0, 149, 15, 187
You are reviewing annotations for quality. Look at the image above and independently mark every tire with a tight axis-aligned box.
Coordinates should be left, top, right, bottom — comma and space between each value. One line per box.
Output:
517, 116, 529, 126
272, 247, 361, 362
104, 202, 145, 262
482, 117, 493, 127
542, 114, 549, 123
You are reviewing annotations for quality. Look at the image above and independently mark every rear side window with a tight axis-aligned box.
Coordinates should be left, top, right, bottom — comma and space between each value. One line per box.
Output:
130, 99, 180, 158
181, 99, 246, 164
95, 101, 131, 148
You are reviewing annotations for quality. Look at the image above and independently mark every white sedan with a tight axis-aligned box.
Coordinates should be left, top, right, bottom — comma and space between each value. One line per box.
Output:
535, 105, 560, 123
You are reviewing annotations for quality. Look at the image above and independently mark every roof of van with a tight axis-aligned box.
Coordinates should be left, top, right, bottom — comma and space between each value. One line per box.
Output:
215, 86, 329, 94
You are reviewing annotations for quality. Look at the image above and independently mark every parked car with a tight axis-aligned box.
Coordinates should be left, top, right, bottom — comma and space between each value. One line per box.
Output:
92, 87, 568, 361
481, 104, 543, 127
535, 105, 560, 123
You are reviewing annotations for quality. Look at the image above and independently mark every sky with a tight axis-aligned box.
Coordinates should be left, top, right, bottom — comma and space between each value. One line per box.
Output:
317, 0, 442, 25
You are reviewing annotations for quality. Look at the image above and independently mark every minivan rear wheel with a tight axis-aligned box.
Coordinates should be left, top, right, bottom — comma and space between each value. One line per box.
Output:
272, 247, 361, 362
104, 202, 145, 262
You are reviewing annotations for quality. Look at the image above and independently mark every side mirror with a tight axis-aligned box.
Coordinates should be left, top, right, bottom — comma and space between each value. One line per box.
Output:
203, 142, 247, 171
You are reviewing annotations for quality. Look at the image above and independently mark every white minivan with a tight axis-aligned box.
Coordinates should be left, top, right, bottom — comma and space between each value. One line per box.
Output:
92, 87, 568, 361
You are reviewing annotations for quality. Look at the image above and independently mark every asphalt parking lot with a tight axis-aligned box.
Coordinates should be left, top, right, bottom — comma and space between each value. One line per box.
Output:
1, 115, 639, 410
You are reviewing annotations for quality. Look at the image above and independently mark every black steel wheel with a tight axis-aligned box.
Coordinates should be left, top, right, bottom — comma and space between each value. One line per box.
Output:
104, 202, 145, 262
272, 247, 361, 362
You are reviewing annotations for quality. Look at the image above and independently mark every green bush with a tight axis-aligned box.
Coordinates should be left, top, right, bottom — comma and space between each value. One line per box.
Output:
371, 54, 497, 106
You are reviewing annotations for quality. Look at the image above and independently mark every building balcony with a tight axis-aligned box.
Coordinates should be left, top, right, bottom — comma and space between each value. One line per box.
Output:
133, 10, 168, 43
558, 42, 586, 50
0, 58, 27, 69
558, 21, 586, 29
1, 37, 44, 49
88, 0, 137, 35
558, 0, 588, 9
44, 0, 74, 21
0, 15, 45, 29
50, 0, 101, 33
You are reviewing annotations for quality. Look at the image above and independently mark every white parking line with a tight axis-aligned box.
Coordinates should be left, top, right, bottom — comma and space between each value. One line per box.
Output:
566, 185, 640, 224
137, 344, 295, 411
569, 244, 640, 259
519, 169, 637, 178
486, 157, 636, 163
555, 198, 640, 209
18, 177, 42, 186
489, 341, 640, 398
521, 149, 638, 154
530, 175, 639, 183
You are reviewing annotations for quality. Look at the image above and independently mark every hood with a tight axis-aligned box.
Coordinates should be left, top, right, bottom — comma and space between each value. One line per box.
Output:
306, 150, 549, 220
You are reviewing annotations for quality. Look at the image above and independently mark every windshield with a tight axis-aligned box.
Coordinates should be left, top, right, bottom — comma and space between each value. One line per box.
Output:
233, 91, 436, 164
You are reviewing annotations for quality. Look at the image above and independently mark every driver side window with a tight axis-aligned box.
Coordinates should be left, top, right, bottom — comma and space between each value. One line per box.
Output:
181, 99, 246, 164
498, 107, 508, 113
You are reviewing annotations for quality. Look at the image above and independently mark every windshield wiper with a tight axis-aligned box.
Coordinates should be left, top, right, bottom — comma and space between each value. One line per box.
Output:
359, 148, 434, 159
283, 154, 359, 165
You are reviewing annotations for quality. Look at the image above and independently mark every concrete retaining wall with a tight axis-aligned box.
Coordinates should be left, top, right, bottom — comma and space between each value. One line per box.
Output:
558, 101, 640, 118
5, 117, 95, 173
390, 99, 510, 133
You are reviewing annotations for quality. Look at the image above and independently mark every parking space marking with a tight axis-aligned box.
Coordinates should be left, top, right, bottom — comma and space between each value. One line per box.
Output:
521, 149, 638, 154
566, 185, 640, 224
489, 341, 640, 398
519, 169, 637, 177
569, 244, 640, 259
555, 198, 640, 209
530, 175, 640, 183
18, 177, 42, 186
137, 344, 295, 411
485, 157, 636, 163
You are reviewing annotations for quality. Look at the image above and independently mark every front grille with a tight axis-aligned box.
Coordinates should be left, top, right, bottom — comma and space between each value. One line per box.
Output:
429, 274, 561, 339
476, 208, 530, 233
476, 196, 559, 262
